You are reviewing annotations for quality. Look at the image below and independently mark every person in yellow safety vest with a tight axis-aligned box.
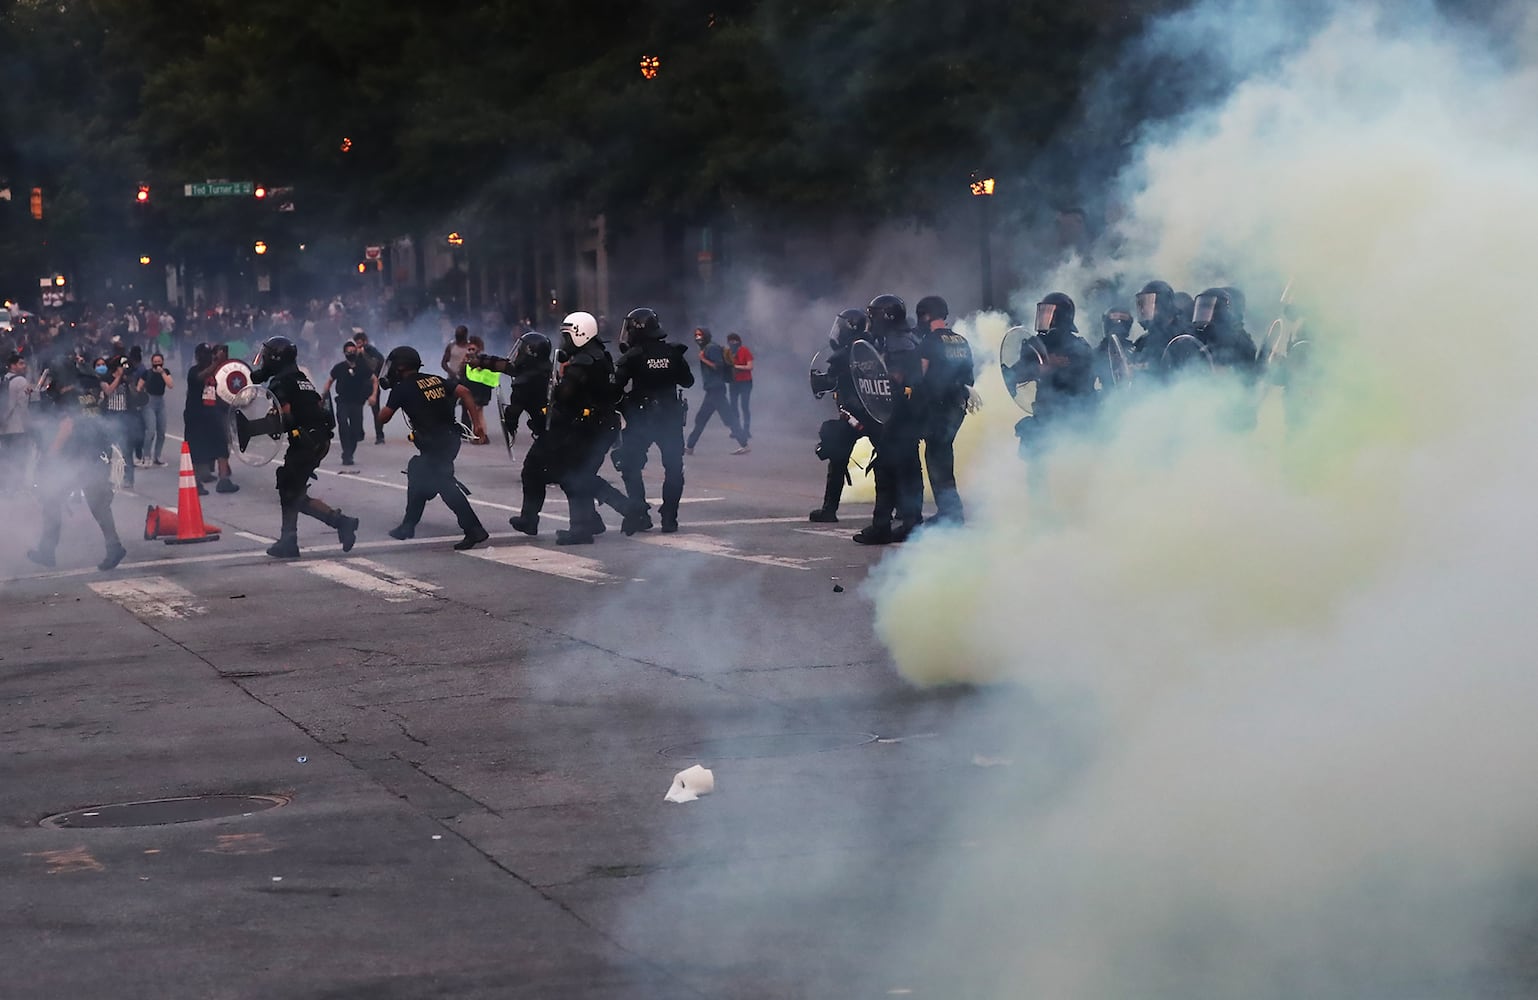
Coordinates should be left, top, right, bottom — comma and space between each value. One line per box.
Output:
461, 336, 500, 428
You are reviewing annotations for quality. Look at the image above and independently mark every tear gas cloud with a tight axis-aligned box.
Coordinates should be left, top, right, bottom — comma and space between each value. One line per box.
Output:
872, 0, 1538, 995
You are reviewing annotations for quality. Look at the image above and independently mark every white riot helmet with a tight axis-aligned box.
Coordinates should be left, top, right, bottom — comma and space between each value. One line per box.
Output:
560, 311, 598, 349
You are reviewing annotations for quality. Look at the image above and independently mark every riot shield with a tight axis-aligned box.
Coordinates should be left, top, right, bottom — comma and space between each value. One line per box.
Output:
999, 326, 1048, 413
213, 360, 254, 404
107, 445, 126, 493
1161, 334, 1215, 372
1104, 335, 1132, 387
496, 387, 514, 454
848, 339, 894, 425
228, 385, 285, 467
809, 349, 836, 399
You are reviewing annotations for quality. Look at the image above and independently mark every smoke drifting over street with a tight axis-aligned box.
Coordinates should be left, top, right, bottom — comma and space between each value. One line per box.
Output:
871, 1, 1538, 995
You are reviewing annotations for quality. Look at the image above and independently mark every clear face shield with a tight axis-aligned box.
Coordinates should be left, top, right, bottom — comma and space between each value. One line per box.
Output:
1136, 291, 1159, 324
1191, 293, 1221, 330
1034, 302, 1060, 335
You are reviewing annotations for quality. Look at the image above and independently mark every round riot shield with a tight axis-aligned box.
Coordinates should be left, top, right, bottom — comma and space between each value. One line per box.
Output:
848, 339, 894, 425
809, 349, 836, 399
1162, 334, 1214, 372
1104, 335, 1132, 387
213, 360, 254, 404
999, 326, 1048, 413
227, 385, 285, 467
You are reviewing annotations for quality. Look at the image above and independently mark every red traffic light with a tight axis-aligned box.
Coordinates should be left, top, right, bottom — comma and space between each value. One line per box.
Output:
136, 185, 150, 203
254, 185, 267, 199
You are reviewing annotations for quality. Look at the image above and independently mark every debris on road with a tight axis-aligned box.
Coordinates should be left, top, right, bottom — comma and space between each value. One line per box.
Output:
664, 764, 714, 803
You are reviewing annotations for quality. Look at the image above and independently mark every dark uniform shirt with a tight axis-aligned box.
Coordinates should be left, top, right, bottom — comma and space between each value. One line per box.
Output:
882, 331, 923, 425
329, 358, 375, 403
387, 373, 459, 453
268, 367, 333, 435
917, 327, 975, 409
1009, 330, 1097, 422
616, 339, 694, 410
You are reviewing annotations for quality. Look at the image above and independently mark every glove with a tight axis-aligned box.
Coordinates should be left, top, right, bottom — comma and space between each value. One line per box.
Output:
964, 386, 984, 414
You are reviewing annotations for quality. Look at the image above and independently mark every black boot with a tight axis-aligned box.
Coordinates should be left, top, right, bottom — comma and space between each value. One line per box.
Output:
454, 525, 490, 550
98, 543, 127, 571
808, 508, 838, 523
853, 523, 896, 545
622, 510, 654, 536
266, 534, 301, 559
337, 514, 360, 552
508, 514, 538, 536
388, 522, 416, 541
555, 528, 594, 545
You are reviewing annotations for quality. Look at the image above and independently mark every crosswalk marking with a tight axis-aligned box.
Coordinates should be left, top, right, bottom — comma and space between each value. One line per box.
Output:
299, 558, 441, 602
635, 532, 820, 570
461, 544, 626, 584
88, 576, 207, 620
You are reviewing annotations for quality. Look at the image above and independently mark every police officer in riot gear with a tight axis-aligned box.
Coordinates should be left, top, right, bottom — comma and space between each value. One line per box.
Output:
855, 293, 923, 545
1006, 292, 1097, 461
26, 354, 126, 571
1130, 280, 1187, 372
500, 332, 553, 448
614, 307, 694, 535
377, 345, 490, 549
914, 295, 974, 526
1191, 286, 1260, 372
250, 336, 359, 559
808, 308, 874, 523
508, 312, 619, 545
1096, 307, 1136, 388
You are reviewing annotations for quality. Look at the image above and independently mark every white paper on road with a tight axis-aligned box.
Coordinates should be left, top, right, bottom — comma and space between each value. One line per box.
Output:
300, 558, 440, 602
460, 545, 624, 584
89, 576, 208, 620
665, 764, 715, 803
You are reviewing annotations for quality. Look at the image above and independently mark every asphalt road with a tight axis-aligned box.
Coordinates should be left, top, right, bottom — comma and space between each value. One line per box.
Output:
0, 402, 1038, 999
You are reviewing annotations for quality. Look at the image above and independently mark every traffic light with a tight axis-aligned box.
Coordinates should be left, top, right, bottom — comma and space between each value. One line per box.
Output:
254, 185, 267, 200
136, 184, 150, 204
30, 187, 43, 219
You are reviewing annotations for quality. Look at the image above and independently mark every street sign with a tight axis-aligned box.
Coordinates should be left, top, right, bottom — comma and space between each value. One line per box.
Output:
183, 181, 255, 197
364, 245, 382, 261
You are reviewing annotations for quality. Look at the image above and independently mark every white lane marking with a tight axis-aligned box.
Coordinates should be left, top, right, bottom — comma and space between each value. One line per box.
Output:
234, 530, 277, 544
461, 545, 623, 584
652, 496, 724, 505
695, 516, 814, 527
793, 527, 852, 540
634, 532, 821, 570
311, 466, 570, 523
88, 576, 208, 620
299, 557, 440, 602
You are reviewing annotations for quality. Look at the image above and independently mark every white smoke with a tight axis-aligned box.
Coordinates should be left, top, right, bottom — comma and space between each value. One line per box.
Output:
870, 1, 1538, 995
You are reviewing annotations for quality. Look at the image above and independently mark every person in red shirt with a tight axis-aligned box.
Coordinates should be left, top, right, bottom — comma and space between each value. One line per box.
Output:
724, 332, 753, 450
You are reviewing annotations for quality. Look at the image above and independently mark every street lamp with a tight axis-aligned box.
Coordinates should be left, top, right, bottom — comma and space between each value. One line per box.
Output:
640, 55, 661, 80
970, 173, 996, 310
139, 255, 151, 266
254, 241, 268, 255
446, 232, 464, 247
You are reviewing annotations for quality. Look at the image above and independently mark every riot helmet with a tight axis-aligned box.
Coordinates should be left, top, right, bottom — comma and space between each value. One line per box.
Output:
1135, 280, 1175, 326
194, 342, 215, 366
1102, 308, 1134, 342
561, 311, 598, 350
829, 308, 868, 349
914, 295, 948, 330
1191, 287, 1234, 333
251, 335, 298, 383
380, 345, 422, 389
511, 332, 552, 370
622, 307, 662, 346
866, 294, 908, 337
1034, 292, 1077, 336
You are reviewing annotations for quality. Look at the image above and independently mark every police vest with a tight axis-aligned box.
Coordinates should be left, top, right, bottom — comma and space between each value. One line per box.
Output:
464, 365, 500, 388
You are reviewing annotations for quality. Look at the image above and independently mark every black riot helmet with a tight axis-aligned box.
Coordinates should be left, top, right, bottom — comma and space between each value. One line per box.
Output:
622, 307, 663, 346
1135, 280, 1175, 326
1034, 292, 1077, 336
829, 308, 868, 349
380, 345, 422, 389
511, 332, 552, 370
1102, 308, 1134, 342
1191, 287, 1236, 333
194, 341, 215, 366
251, 335, 298, 383
914, 295, 948, 330
866, 294, 908, 337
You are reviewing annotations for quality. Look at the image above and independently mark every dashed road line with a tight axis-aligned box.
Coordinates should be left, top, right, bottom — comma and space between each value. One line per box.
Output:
88, 576, 208, 620
635, 532, 822, 570
461, 544, 628, 585
299, 557, 441, 601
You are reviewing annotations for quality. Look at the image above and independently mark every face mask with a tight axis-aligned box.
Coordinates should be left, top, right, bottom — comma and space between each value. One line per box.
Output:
345, 352, 357, 361
95, 364, 108, 376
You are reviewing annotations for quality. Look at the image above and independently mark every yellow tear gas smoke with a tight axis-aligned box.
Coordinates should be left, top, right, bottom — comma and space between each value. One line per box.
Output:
869, 3, 1538, 995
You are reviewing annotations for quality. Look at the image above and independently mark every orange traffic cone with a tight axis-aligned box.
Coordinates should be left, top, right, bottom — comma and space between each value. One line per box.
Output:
165, 441, 221, 545
144, 504, 180, 540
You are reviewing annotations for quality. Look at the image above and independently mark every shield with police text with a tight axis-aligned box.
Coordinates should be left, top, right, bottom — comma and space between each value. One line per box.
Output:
1161, 334, 1214, 372
213, 360, 254, 404
848, 339, 894, 425
227, 385, 285, 467
999, 325, 1048, 413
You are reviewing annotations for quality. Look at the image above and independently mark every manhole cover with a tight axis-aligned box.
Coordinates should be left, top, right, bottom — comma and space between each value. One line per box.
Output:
660, 732, 878, 760
40, 794, 289, 829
